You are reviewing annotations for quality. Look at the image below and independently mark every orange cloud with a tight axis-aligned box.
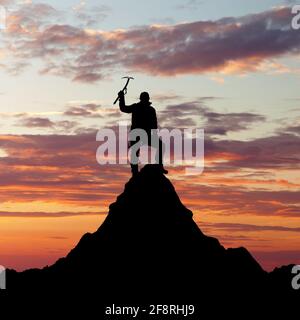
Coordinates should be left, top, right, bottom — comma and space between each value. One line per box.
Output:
0, 123, 299, 271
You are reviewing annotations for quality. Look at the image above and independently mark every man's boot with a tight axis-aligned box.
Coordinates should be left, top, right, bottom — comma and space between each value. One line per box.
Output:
159, 164, 168, 174
131, 164, 139, 177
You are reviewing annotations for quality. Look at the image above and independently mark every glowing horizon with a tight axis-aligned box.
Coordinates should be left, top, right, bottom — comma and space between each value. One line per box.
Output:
0, 0, 299, 272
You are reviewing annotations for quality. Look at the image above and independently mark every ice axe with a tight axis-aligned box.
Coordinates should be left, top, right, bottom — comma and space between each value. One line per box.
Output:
113, 76, 134, 105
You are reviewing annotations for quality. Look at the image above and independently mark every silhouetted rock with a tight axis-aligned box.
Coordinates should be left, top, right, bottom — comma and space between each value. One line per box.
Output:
5, 165, 299, 307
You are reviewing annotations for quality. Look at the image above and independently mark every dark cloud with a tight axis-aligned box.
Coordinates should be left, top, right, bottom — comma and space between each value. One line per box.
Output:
2, 7, 300, 82
0, 128, 298, 217
282, 125, 300, 136
18, 117, 55, 128
16, 116, 79, 132
179, 182, 300, 218
159, 101, 265, 133
200, 222, 300, 233
0, 211, 101, 217
64, 103, 102, 118
207, 132, 300, 170
152, 93, 183, 103
55, 120, 79, 131
0, 132, 128, 205
63, 103, 121, 122
203, 109, 265, 135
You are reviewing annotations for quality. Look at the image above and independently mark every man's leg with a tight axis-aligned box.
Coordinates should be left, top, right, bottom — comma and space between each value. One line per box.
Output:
158, 139, 163, 165
129, 140, 140, 176
151, 135, 168, 174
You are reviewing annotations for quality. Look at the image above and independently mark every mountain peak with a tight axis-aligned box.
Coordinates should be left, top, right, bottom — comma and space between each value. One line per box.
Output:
6, 164, 299, 303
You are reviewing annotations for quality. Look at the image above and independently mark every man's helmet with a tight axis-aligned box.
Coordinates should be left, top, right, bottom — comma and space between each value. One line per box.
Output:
140, 92, 150, 102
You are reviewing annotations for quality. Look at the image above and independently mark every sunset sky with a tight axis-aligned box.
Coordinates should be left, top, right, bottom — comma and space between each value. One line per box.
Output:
0, 0, 300, 271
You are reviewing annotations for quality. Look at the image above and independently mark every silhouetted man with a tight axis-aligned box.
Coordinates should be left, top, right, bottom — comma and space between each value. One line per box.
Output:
118, 91, 168, 176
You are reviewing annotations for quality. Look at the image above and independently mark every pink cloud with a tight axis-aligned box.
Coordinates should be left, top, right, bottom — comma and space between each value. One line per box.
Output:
0, 125, 298, 216
2, 6, 300, 82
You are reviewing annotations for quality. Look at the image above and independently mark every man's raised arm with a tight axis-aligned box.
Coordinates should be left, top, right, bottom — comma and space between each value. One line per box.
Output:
118, 91, 134, 113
